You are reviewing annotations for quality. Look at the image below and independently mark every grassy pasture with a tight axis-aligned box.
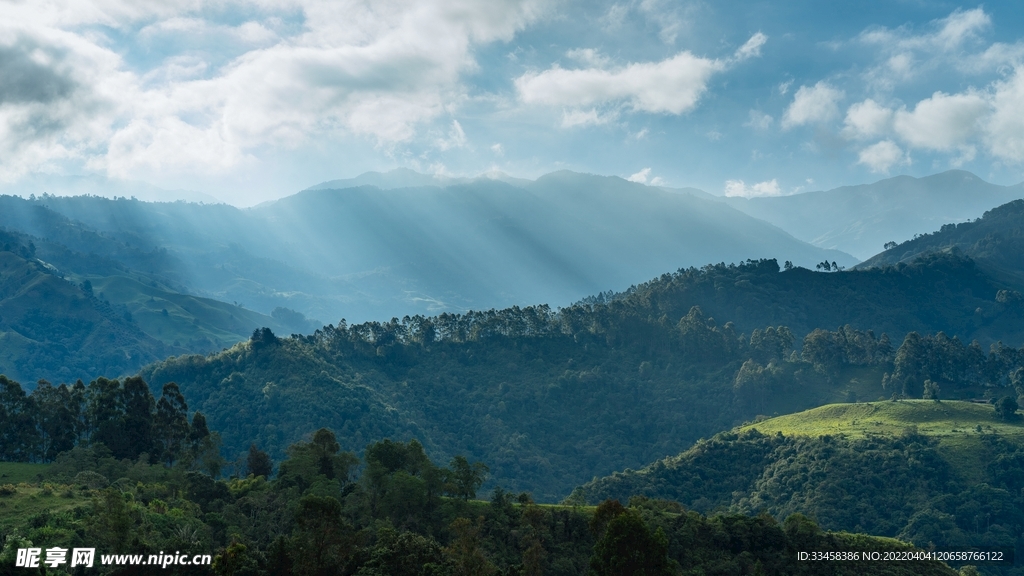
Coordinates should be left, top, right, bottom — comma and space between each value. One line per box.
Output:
739, 400, 1024, 439
0, 462, 51, 484
0, 465, 92, 535
739, 399, 1024, 483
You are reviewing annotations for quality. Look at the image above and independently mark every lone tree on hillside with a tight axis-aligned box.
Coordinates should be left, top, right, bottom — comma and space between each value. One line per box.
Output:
995, 396, 1019, 420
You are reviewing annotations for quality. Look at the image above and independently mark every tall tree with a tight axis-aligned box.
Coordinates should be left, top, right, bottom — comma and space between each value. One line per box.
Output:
153, 382, 189, 465
246, 443, 274, 478
0, 376, 39, 461
32, 381, 79, 461
446, 455, 489, 500
590, 509, 672, 576
121, 376, 156, 461
86, 377, 125, 455
292, 495, 354, 576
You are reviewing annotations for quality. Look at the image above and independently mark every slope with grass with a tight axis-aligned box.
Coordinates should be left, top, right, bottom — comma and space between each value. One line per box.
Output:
738, 400, 1024, 440
578, 400, 1024, 560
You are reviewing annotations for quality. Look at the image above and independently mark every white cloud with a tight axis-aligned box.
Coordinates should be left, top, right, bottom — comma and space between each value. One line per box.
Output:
838, 68, 1024, 168
745, 110, 773, 130
517, 52, 725, 115
892, 90, 989, 151
733, 32, 767, 61
860, 8, 990, 54
781, 82, 844, 129
0, 25, 132, 181
560, 108, 616, 128
650, 176, 665, 186
490, 142, 504, 156
857, 140, 909, 173
0, 0, 551, 183
842, 99, 893, 140
516, 33, 766, 117
987, 67, 1024, 162
627, 167, 652, 183
565, 48, 610, 68
778, 80, 792, 95
858, 8, 994, 89
436, 119, 467, 151
724, 178, 782, 198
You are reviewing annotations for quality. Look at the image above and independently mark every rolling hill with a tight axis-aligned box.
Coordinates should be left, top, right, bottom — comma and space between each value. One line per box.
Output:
578, 400, 1024, 557
859, 198, 1024, 290
0, 228, 296, 384
135, 249, 1024, 501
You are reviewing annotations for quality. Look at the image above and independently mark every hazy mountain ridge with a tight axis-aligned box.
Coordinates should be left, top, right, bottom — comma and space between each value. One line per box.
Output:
721, 170, 1024, 260
5, 171, 857, 325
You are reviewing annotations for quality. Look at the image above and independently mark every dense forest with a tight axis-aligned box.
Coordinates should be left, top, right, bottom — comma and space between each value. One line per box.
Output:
5, 187, 1024, 574
134, 253, 1024, 500
580, 424, 1024, 544
0, 374, 962, 576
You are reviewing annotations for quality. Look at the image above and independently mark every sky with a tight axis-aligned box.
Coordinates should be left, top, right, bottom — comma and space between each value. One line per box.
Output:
1, 0, 1024, 205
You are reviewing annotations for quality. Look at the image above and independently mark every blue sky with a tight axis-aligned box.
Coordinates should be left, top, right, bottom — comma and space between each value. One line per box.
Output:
1, 0, 1023, 205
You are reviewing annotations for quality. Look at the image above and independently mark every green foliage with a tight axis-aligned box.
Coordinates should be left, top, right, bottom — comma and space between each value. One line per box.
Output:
0, 374, 220, 475
589, 505, 672, 576
862, 198, 1024, 290
582, 402, 1024, 572
995, 396, 1019, 420
0, 421, 959, 576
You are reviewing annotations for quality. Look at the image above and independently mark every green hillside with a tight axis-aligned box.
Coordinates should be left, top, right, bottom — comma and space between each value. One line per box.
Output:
860, 198, 1024, 289
0, 227, 301, 383
739, 400, 1024, 440
138, 251, 1024, 501
578, 400, 1024, 569
0, 249, 173, 384
0, 430, 957, 576
87, 274, 291, 350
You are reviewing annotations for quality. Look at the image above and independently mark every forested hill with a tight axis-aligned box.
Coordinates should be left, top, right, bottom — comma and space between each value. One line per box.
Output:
589, 252, 1023, 346
0, 227, 296, 384
140, 252, 1024, 500
578, 401, 1024, 572
0, 245, 171, 384
860, 198, 1024, 290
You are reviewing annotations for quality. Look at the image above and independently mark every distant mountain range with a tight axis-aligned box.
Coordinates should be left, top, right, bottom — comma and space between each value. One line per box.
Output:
2, 171, 854, 328
720, 170, 1024, 260
4, 167, 1024, 385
